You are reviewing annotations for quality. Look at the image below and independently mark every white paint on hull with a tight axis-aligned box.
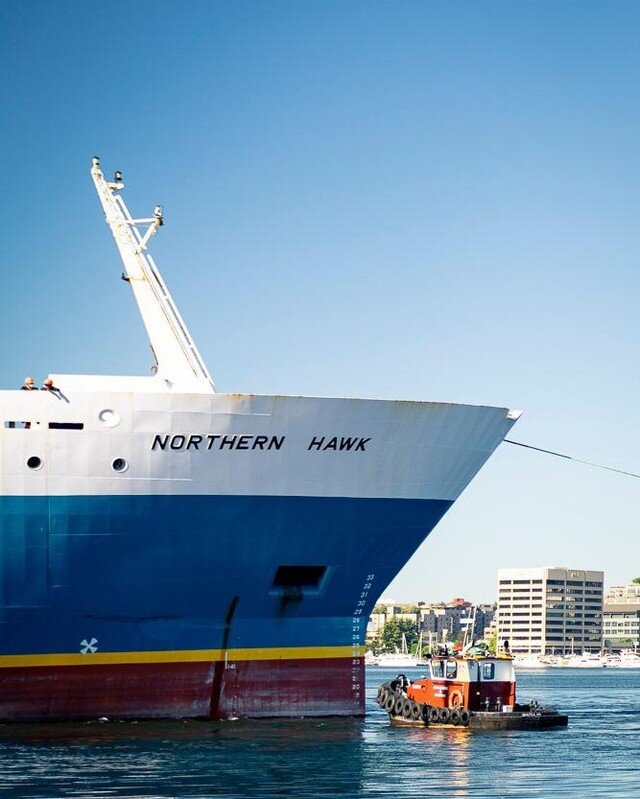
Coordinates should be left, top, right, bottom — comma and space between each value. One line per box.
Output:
0, 389, 517, 500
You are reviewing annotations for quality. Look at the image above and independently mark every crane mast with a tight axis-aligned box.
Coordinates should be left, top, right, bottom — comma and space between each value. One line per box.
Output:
90, 156, 214, 392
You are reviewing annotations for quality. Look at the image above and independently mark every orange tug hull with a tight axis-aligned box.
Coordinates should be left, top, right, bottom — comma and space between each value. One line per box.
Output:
407, 677, 515, 713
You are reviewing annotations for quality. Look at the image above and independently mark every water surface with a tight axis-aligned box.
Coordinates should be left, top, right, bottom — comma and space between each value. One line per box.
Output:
0, 668, 637, 798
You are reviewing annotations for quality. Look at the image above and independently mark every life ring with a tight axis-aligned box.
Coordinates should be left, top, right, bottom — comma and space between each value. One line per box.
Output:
448, 690, 464, 709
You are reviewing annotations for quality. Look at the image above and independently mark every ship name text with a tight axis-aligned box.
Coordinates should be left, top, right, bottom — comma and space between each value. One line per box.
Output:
151, 434, 371, 452
307, 436, 371, 451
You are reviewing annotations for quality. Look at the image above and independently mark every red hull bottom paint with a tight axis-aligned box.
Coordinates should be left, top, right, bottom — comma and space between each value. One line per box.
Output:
0, 657, 364, 721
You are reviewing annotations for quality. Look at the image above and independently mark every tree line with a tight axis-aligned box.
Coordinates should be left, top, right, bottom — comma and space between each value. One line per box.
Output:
368, 618, 420, 654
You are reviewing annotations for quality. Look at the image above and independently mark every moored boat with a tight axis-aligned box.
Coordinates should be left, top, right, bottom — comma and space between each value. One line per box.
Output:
603, 650, 640, 669
512, 654, 549, 670
374, 633, 426, 669
556, 652, 605, 668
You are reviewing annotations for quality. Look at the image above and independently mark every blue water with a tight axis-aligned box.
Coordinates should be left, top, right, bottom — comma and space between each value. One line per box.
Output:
0, 668, 637, 798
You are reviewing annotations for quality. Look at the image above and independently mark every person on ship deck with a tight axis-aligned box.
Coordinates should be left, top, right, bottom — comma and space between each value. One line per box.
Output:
19, 376, 38, 428
41, 377, 60, 394
20, 376, 37, 391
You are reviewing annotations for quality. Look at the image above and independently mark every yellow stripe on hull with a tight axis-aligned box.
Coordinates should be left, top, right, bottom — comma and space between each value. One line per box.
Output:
0, 645, 365, 669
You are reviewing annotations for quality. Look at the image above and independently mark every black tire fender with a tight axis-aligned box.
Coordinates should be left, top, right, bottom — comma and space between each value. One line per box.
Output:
450, 708, 462, 726
384, 694, 396, 713
394, 696, 405, 716
410, 701, 421, 721
438, 707, 451, 724
459, 709, 471, 726
428, 706, 440, 723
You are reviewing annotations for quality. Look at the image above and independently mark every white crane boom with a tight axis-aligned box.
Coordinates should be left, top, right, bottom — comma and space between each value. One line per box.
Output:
90, 156, 215, 392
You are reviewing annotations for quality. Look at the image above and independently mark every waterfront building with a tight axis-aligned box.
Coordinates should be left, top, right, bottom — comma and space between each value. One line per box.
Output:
497, 567, 604, 655
367, 598, 495, 649
602, 581, 640, 650
484, 614, 498, 642
603, 605, 640, 650
417, 599, 493, 643
605, 582, 640, 604
366, 612, 387, 638
476, 604, 496, 641
366, 600, 420, 648
418, 600, 469, 642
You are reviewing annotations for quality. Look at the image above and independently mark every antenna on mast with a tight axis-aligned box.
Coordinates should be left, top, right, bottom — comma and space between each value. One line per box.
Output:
90, 156, 214, 392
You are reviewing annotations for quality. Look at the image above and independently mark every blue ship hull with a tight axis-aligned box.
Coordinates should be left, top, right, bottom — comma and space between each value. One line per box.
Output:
0, 494, 451, 719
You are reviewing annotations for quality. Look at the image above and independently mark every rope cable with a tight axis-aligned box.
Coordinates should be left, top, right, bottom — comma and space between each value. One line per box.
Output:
503, 439, 640, 480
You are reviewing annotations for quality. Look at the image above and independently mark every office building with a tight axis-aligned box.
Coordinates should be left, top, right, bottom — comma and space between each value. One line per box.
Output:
602, 581, 640, 649
605, 582, 640, 604
603, 606, 640, 650
497, 567, 604, 655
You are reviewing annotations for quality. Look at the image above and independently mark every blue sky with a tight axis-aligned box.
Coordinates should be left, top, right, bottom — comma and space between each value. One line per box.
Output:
2, 1, 639, 601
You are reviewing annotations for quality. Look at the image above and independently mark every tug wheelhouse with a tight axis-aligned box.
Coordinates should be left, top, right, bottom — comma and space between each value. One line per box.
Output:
407, 657, 516, 712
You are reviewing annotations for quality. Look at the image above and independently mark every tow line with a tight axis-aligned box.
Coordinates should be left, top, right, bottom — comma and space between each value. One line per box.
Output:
504, 439, 640, 480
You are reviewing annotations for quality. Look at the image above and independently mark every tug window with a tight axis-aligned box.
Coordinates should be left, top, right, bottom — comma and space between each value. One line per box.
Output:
431, 660, 444, 679
482, 662, 495, 680
445, 660, 458, 679
26, 456, 42, 470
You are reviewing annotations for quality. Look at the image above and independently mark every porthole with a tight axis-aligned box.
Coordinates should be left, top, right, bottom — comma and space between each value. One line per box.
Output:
99, 409, 120, 428
112, 457, 128, 473
27, 456, 43, 470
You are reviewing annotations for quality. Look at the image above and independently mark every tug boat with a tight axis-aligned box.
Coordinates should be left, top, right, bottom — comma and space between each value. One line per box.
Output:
376, 651, 568, 730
